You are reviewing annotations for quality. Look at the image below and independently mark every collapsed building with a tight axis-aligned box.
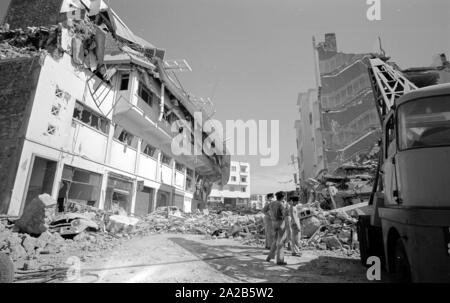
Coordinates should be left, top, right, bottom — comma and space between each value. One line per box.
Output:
0, 0, 230, 217
296, 33, 450, 184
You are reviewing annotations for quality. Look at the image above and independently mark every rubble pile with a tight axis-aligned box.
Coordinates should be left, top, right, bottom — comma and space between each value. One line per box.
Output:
133, 207, 266, 245
298, 204, 360, 256
0, 196, 125, 273
0, 25, 62, 59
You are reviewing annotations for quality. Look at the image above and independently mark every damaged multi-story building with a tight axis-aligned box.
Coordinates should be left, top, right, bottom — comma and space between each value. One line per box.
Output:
0, 0, 229, 217
314, 33, 380, 173
296, 33, 450, 183
294, 88, 324, 182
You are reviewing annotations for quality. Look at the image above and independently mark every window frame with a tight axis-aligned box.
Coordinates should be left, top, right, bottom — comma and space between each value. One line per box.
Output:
120, 73, 130, 91
73, 100, 110, 135
138, 81, 154, 107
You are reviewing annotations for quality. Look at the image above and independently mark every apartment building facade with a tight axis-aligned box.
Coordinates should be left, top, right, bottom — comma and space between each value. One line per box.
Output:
314, 33, 380, 173
0, 0, 227, 216
209, 161, 250, 207
295, 88, 324, 182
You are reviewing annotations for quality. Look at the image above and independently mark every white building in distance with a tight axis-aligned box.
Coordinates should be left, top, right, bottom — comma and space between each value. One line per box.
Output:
209, 161, 250, 207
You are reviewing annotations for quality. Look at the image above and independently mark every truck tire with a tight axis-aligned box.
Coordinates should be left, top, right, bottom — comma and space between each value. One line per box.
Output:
393, 238, 411, 283
0, 252, 14, 283
357, 215, 371, 266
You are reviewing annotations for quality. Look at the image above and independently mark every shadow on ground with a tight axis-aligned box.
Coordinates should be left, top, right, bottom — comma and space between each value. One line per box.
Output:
169, 237, 375, 283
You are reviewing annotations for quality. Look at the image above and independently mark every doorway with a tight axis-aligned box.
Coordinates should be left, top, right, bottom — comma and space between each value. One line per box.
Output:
23, 156, 57, 211
135, 187, 155, 216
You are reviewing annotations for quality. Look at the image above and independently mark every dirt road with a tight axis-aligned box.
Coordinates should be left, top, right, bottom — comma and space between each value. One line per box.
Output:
67, 233, 387, 283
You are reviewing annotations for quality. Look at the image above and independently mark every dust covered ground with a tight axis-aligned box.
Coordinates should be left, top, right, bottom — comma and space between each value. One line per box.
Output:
70, 233, 392, 283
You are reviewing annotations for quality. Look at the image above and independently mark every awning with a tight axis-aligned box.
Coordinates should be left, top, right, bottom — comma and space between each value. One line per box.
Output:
107, 8, 155, 49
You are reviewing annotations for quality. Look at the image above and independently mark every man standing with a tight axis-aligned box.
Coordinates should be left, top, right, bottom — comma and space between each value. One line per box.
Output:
266, 191, 288, 265
288, 196, 302, 256
262, 193, 275, 249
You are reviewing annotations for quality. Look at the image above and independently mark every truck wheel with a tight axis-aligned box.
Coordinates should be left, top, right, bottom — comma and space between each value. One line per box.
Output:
393, 239, 411, 283
357, 215, 370, 266
0, 252, 14, 283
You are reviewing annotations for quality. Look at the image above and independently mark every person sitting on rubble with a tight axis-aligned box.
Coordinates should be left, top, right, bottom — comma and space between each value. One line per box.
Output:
266, 191, 288, 265
262, 193, 275, 249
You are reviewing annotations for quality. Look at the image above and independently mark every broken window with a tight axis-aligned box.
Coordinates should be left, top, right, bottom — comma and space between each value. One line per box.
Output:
141, 143, 156, 157
138, 82, 154, 107
120, 74, 130, 91
175, 162, 184, 172
105, 174, 134, 214
59, 165, 102, 210
161, 154, 172, 166
73, 101, 109, 134
114, 126, 139, 149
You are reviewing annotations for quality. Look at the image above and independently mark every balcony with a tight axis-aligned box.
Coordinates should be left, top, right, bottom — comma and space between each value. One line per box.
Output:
110, 140, 137, 174
69, 121, 108, 163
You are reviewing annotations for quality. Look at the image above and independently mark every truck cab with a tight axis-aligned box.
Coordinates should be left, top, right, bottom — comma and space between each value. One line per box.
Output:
359, 83, 450, 282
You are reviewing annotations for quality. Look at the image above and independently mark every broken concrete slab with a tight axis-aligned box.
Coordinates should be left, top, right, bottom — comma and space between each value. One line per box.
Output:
14, 194, 56, 236
301, 216, 322, 238
106, 215, 139, 234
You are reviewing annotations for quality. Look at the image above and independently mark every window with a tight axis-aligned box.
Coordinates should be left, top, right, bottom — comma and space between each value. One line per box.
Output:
241, 177, 247, 183
309, 113, 313, 125
241, 188, 246, 192
398, 96, 450, 151
47, 124, 57, 135
73, 101, 109, 134
175, 162, 184, 172
51, 105, 61, 116
114, 126, 138, 149
186, 168, 194, 191
138, 82, 153, 107
240, 166, 247, 173
229, 187, 235, 192
60, 165, 102, 209
161, 154, 172, 165
385, 115, 396, 158
141, 143, 156, 157
231, 176, 237, 182
120, 74, 130, 91
231, 166, 236, 172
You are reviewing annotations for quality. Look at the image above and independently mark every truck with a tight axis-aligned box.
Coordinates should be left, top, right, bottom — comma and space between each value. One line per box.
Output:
357, 57, 450, 282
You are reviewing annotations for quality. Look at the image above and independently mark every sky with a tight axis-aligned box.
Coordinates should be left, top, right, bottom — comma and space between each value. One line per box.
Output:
1, 0, 449, 194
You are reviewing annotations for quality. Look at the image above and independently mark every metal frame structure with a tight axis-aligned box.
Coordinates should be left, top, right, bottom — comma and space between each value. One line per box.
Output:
367, 57, 418, 122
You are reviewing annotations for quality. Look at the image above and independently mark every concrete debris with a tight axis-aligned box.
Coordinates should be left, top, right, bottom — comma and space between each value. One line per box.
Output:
14, 194, 57, 236
0, 208, 121, 274
301, 216, 322, 238
106, 215, 139, 234
299, 204, 360, 256
0, 252, 14, 283
132, 206, 266, 246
